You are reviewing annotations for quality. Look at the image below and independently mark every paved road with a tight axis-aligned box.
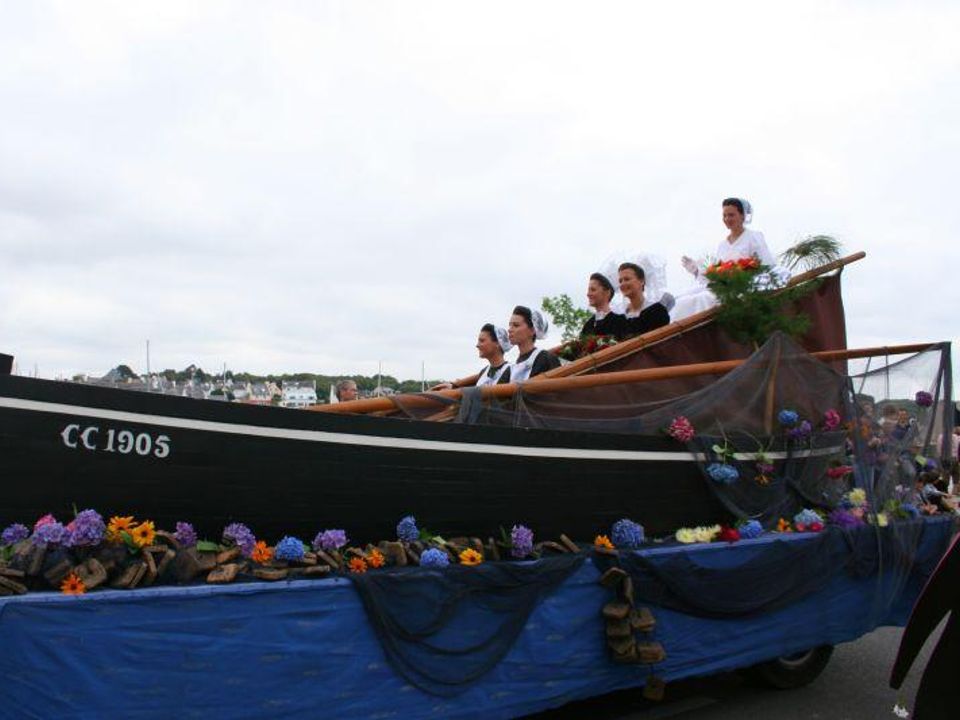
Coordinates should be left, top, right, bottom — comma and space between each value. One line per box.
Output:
528, 625, 940, 719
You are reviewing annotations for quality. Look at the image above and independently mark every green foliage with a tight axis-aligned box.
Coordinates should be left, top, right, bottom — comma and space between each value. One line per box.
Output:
709, 266, 817, 347
541, 294, 592, 342
780, 235, 842, 272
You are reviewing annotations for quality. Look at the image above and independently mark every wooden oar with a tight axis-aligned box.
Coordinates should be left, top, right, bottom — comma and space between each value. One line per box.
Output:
310, 341, 936, 415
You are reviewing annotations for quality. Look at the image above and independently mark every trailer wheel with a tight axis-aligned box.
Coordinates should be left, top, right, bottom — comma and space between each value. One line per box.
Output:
747, 645, 834, 689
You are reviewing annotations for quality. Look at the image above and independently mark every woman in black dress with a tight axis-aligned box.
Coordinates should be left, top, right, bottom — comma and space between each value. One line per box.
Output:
617, 262, 670, 340
580, 272, 624, 339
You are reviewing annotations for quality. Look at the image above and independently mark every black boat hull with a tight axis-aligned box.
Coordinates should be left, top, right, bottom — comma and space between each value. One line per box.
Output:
0, 375, 732, 542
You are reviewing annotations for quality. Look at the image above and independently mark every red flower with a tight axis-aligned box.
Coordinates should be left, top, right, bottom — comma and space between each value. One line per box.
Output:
826, 465, 853, 479
809, 522, 824, 532
718, 526, 741, 543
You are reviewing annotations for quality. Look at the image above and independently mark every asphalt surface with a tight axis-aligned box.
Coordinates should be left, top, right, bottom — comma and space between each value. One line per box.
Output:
526, 624, 942, 720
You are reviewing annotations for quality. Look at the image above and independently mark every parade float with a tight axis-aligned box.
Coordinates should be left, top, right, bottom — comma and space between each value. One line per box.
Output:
0, 251, 956, 718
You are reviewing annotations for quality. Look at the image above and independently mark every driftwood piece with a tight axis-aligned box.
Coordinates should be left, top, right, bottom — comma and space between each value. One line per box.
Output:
112, 562, 147, 589
605, 618, 632, 638
216, 546, 241, 565
0, 566, 26, 579
252, 567, 289, 581
630, 607, 656, 633
300, 552, 318, 566
153, 530, 181, 550
379, 541, 407, 567
485, 538, 500, 562
207, 563, 241, 584
620, 576, 635, 606
598, 566, 628, 589
405, 546, 421, 565
0, 575, 28, 595
636, 641, 667, 664
173, 549, 208, 582
602, 601, 631, 621
290, 564, 331, 578
559, 534, 580, 554
26, 545, 47, 576
141, 549, 158, 586
314, 549, 341, 570
43, 559, 73, 588
593, 545, 619, 558
607, 635, 636, 657
537, 541, 569, 555
75, 558, 108, 591
643, 676, 666, 701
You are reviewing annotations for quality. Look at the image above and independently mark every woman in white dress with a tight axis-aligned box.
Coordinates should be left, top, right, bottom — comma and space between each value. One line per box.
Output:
507, 306, 560, 382
672, 198, 776, 320
432, 324, 513, 389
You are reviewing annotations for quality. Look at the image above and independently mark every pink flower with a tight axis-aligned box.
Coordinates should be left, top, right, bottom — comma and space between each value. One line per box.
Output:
33, 514, 56, 532
667, 416, 695, 443
823, 409, 841, 431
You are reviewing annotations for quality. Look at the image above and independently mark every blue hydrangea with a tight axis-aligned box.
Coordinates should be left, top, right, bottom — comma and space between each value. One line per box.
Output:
396, 515, 419, 543
778, 409, 799, 428
793, 509, 822, 526
510, 524, 534, 558
313, 528, 348, 552
1, 523, 30, 545
32, 521, 66, 546
274, 536, 306, 562
611, 518, 645, 549
706, 463, 740, 484
419, 548, 450, 567
174, 521, 197, 548
738, 520, 763, 539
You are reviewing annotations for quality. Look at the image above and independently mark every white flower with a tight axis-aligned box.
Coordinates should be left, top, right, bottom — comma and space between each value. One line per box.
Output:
892, 703, 909, 718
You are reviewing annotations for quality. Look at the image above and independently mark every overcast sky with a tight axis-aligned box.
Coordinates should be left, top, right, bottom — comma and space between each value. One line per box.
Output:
1, 0, 958, 384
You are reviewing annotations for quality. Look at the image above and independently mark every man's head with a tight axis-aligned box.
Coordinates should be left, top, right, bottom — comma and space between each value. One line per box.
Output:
336, 379, 358, 402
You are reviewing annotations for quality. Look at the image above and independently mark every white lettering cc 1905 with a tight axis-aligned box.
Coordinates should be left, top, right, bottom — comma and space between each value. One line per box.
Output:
60, 424, 171, 458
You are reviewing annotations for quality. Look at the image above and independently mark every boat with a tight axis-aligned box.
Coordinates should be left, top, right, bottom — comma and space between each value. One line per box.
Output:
0, 252, 952, 544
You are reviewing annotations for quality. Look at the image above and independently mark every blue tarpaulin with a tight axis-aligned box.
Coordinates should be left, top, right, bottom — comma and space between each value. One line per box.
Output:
0, 517, 952, 720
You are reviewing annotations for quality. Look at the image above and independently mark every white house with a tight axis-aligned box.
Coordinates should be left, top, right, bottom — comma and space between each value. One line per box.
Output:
281, 380, 317, 408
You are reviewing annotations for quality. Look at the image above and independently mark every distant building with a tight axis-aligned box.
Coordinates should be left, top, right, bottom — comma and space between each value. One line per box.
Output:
281, 380, 317, 409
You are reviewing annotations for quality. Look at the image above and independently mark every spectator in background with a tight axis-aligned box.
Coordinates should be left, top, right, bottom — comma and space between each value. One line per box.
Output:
335, 379, 358, 403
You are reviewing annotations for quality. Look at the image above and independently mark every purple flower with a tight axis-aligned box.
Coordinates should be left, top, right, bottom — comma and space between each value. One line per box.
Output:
64, 509, 105, 547
274, 536, 305, 562
313, 528, 348, 552
1, 523, 30, 545
788, 420, 813, 439
222, 522, 256, 557
915, 391, 933, 408
738, 520, 763, 539
611, 518, 645, 549
32, 521, 66, 546
174, 521, 197, 548
510, 524, 534, 558
828, 508, 864, 528
419, 548, 449, 568
396, 515, 419, 543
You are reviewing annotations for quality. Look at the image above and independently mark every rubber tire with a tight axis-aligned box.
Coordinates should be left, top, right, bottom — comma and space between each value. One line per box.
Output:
747, 645, 835, 689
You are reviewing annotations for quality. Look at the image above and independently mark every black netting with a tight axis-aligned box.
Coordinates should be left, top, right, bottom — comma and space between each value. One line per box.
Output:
348, 553, 584, 696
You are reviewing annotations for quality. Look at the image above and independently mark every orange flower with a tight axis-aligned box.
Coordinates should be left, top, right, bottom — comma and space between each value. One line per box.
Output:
107, 515, 135, 542
459, 548, 483, 566
61, 572, 86, 595
349, 556, 368, 574
251, 540, 274, 564
594, 534, 615, 550
776, 517, 793, 533
366, 548, 385, 569
130, 520, 156, 548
